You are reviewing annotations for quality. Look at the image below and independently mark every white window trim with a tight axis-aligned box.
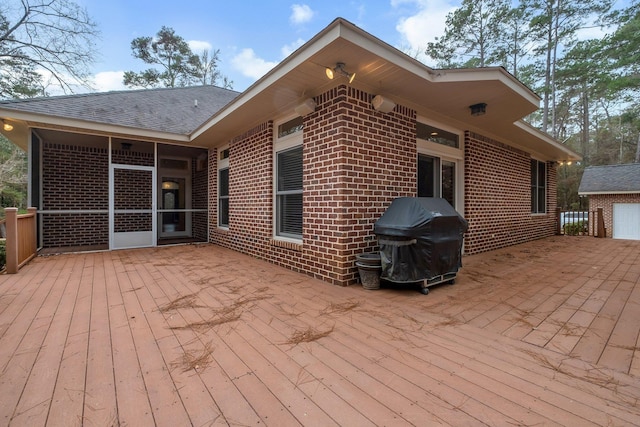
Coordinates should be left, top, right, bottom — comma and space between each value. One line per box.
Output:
416, 118, 464, 216
273, 116, 303, 243
531, 158, 547, 215
218, 145, 229, 229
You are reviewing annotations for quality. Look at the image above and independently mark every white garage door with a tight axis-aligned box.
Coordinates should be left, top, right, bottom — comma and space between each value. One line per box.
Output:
613, 203, 640, 240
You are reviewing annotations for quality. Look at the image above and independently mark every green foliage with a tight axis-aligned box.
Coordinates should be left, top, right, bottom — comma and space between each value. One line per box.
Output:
563, 221, 587, 236
0, 239, 5, 271
0, 135, 27, 209
124, 26, 232, 89
425, 0, 511, 69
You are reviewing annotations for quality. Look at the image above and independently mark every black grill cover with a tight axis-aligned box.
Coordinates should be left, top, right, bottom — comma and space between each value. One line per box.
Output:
373, 197, 468, 283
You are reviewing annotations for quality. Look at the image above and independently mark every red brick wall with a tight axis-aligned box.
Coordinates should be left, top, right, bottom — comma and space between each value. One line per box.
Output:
42, 142, 109, 247
192, 156, 209, 240
209, 122, 278, 258
209, 85, 416, 285
588, 194, 640, 237
463, 132, 557, 253
304, 86, 415, 284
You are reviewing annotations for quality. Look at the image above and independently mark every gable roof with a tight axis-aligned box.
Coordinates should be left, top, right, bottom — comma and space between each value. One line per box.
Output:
0, 17, 580, 162
578, 163, 640, 195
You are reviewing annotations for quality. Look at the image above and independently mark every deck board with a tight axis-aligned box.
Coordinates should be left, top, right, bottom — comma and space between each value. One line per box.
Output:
1, 236, 639, 426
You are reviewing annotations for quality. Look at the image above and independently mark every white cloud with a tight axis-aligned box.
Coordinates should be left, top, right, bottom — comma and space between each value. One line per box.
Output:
393, 0, 457, 62
231, 48, 279, 80
281, 38, 306, 58
92, 71, 127, 92
188, 40, 213, 53
290, 4, 314, 25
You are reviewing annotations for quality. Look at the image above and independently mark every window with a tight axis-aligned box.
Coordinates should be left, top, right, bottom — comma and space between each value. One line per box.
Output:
218, 146, 230, 228
276, 146, 303, 239
531, 159, 546, 213
278, 116, 304, 138
418, 154, 456, 208
219, 168, 229, 227
417, 122, 459, 148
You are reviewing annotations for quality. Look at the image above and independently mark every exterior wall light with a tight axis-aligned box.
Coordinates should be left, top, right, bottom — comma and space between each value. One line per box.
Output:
372, 95, 396, 113
469, 103, 487, 116
294, 98, 317, 116
2, 120, 13, 131
325, 62, 355, 84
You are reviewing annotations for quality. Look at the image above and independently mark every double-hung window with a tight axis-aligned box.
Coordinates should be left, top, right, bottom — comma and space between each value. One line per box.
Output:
531, 159, 546, 214
274, 116, 303, 240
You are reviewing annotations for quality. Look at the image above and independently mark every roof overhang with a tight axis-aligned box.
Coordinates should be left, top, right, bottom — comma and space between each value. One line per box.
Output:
1, 18, 580, 162
578, 191, 640, 196
0, 110, 190, 151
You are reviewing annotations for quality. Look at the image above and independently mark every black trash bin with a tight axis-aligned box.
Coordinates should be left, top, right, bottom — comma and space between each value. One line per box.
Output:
373, 197, 468, 294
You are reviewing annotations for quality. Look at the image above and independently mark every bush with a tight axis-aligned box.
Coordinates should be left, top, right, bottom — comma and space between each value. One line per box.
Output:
564, 221, 588, 236
0, 239, 5, 271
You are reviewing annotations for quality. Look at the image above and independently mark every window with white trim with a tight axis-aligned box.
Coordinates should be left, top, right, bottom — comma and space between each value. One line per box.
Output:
218, 147, 229, 227
274, 116, 303, 240
531, 159, 546, 214
416, 119, 463, 211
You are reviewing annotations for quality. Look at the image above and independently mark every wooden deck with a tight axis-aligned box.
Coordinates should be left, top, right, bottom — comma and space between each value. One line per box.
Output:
0, 236, 639, 426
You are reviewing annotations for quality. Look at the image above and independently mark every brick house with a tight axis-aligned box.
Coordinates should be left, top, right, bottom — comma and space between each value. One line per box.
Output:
578, 163, 640, 240
0, 18, 579, 285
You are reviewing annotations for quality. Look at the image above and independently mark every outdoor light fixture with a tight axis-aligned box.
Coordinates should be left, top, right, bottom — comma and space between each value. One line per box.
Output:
372, 95, 396, 113
294, 98, 317, 116
2, 120, 13, 132
469, 103, 487, 116
325, 62, 355, 84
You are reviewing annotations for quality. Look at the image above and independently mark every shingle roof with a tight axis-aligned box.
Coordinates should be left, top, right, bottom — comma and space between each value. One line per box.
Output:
0, 85, 239, 135
578, 163, 640, 194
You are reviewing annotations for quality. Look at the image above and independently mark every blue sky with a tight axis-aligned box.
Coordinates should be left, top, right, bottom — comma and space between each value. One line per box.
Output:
75, 0, 627, 93
76, 0, 460, 92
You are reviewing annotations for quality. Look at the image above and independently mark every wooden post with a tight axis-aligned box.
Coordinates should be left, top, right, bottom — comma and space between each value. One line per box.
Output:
597, 207, 606, 238
555, 207, 562, 235
5, 208, 18, 274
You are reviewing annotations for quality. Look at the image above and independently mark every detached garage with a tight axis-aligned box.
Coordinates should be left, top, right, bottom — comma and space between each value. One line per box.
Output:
579, 163, 640, 240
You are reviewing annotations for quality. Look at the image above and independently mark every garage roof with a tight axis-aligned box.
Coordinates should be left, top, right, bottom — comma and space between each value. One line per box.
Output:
579, 163, 640, 195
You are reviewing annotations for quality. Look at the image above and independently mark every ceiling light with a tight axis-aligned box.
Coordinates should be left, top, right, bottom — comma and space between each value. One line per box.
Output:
325, 67, 334, 79
325, 62, 355, 84
2, 120, 13, 132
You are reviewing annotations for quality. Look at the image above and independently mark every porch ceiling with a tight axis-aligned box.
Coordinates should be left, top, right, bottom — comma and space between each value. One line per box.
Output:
190, 19, 578, 161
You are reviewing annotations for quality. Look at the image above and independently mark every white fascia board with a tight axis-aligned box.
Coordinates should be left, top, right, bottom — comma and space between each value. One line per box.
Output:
431, 68, 541, 107
191, 23, 345, 140
579, 191, 640, 196
0, 108, 190, 143
190, 18, 443, 140
514, 120, 582, 161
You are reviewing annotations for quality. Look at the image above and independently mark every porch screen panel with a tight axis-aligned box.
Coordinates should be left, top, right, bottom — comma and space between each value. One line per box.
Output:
114, 168, 153, 232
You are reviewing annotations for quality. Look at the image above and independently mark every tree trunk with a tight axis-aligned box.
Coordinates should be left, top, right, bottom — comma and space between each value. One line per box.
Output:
581, 88, 589, 163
